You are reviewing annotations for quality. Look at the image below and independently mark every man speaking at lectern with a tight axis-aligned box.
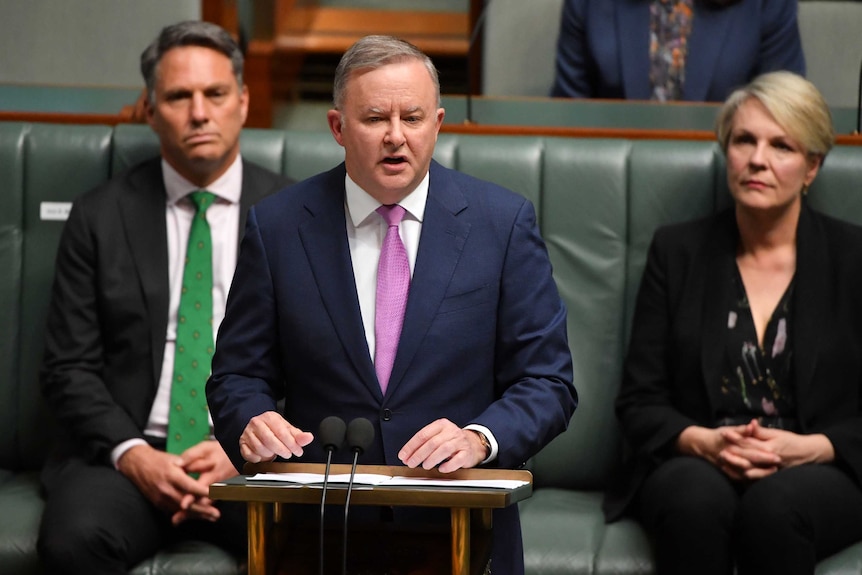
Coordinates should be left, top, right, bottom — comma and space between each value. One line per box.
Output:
207, 35, 577, 574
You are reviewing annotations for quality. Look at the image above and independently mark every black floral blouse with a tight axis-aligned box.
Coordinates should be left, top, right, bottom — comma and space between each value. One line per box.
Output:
716, 265, 799, 431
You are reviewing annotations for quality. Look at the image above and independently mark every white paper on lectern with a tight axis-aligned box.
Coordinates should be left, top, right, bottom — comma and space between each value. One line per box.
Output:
247, 473, 391, 485
247, 472, 528, 490
386, 476, 528, 489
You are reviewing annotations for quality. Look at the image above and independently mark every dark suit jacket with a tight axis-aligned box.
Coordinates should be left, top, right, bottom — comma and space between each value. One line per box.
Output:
605, 206, 862, 521
207, 160, 577, 573
551, 0, 806, 102
40, 157, 290, 476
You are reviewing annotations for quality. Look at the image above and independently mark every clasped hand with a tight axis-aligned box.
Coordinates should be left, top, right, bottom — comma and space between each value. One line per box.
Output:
240, 412, 487, 473
117, 440, 236, 525
677, 419, 834, 481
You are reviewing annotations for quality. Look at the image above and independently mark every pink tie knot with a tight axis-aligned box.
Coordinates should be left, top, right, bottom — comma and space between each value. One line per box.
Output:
376, 204, 406, 226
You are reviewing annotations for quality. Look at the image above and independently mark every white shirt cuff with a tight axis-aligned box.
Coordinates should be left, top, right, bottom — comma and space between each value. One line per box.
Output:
111, 438, 148, 469
464, 424, 498, 464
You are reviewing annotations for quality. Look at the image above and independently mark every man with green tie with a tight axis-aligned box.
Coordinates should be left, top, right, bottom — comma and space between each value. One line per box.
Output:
37, 20, 291, 573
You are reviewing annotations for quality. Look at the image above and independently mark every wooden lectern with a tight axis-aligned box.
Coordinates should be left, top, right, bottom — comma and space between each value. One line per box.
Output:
210, 462, 533, 575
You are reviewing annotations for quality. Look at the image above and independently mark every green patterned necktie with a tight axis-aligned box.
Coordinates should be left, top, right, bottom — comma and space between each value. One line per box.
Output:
167, 191, 217, 454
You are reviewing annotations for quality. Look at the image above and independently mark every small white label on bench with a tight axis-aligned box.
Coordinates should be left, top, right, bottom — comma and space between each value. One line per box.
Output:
40, 202, 72, 221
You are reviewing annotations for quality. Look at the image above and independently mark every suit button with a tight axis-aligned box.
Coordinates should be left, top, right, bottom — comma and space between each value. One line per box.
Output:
382, 409, 392, 421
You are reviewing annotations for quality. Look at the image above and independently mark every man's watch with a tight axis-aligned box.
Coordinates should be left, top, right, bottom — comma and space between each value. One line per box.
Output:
473, 430, 491, 459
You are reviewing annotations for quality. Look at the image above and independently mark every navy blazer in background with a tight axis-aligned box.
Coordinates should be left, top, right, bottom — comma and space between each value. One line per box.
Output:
551, 0, 806, 102
208, 160, 577, 573
605, 205, 862, 520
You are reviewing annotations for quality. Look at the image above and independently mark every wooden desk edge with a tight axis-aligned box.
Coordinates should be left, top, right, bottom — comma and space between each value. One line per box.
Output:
210, 462, 533, 509
245, 461, 532, 480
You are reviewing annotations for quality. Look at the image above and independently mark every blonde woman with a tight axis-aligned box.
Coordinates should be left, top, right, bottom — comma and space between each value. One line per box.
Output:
605, 71, 862, 574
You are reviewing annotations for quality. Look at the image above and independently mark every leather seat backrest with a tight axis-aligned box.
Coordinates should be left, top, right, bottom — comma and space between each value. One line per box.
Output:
807, 147, 862, 225
0, 123, 26, 468
532, 138, 631, 489
10, 122, 862, 492
17, 124, 114, 469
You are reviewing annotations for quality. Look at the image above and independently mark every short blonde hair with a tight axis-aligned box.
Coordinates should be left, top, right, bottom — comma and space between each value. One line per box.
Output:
716, 71, 834, 159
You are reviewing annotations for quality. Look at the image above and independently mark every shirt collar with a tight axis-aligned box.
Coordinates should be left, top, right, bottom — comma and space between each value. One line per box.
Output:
344, 172, 429, 227
162, 155, 243, 205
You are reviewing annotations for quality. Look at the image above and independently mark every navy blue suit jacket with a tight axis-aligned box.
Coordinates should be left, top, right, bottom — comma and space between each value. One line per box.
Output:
551, 0, 805, 102
208, 160, 577, 572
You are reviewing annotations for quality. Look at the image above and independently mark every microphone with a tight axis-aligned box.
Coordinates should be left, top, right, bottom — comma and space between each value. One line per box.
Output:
236, 0, 252, 57
856, 57, 862, 135
318, 416, 346, 575
342, 417, 375, 575
465, 0, 493, 125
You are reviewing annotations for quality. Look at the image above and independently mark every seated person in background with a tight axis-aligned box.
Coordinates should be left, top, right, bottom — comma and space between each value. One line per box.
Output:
206, 34, 577, 575
551, 0, 805, 102
38, 20, 291, 574
604, 71, 862, 574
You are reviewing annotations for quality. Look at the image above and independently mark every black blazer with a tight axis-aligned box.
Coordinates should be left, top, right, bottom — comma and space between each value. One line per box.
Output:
605, 205, 862, 521
40, 157, 291, 473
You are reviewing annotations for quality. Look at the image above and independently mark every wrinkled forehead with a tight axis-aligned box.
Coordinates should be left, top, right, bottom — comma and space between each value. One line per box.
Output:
345, 58, 438, 99
154, 46, 236, 84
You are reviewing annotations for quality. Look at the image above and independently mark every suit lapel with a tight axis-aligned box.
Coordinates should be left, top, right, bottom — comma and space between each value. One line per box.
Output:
698, 207, 826, 415
618, 0, 652, 100
118, 160, 170, 387
700, 211, 737, 408
298, 166, 380, 397
385, 162, 470, 398
791, 206, 825, 412
684, 3, 734, 101
295, 163, 471, 400
238, 160, 284, 245
114, 159, 284, 392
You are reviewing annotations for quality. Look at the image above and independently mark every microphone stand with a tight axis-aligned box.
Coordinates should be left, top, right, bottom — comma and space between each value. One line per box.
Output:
318, 416, 345, 575
342, 447, 362, 575
341, 417, 374, 575
464, 0, 492, 125
320, 446, 335, 575
856, 57, 862, 135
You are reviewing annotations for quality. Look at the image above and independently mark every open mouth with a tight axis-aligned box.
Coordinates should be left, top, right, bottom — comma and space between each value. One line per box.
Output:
382, 157, 407, 165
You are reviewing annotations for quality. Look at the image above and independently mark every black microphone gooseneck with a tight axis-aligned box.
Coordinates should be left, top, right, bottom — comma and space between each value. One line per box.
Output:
856, 57, 862, 135
465, 0, 493, 125
318, 416, 346, 575
342, 417, 375, 575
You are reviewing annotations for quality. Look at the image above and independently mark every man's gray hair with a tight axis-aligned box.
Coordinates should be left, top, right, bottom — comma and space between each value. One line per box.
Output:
332, 35, 441, 110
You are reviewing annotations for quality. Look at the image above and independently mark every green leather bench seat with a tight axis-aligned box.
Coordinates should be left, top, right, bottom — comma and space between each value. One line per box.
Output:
2, 122, 862, 574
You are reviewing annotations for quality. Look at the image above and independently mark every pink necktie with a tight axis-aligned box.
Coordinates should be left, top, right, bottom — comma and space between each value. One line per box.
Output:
375, 204, 410, 393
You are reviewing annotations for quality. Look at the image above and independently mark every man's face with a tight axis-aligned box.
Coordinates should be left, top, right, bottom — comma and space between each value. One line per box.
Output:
146, 46, 248, 187
327, 59, 445, 204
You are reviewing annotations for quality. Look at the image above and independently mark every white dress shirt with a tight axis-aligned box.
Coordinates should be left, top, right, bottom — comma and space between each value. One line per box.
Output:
111, 156, 242, 466
343, 173, 498, 463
